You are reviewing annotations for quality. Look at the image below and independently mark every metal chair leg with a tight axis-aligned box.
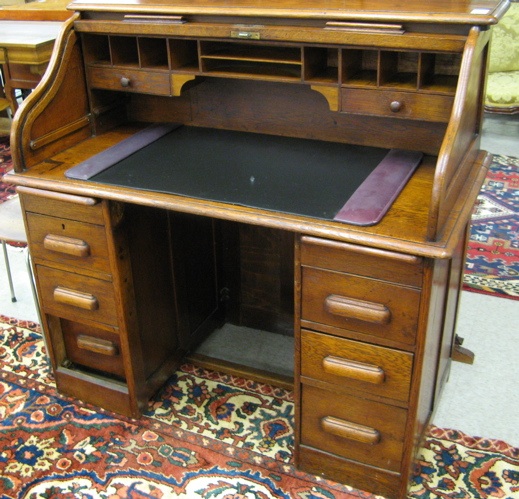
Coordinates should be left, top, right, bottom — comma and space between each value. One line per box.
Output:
24, 248, 42, 325
2, 239, 17, 302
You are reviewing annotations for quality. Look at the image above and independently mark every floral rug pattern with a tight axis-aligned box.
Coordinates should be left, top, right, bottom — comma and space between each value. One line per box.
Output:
1, 315, 519, 498
0, 315, 364, 499
411, 426, 519, 498
463, 154, 519, 300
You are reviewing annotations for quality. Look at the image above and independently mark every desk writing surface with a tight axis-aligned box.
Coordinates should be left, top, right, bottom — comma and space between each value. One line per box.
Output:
86, 126, 391, 222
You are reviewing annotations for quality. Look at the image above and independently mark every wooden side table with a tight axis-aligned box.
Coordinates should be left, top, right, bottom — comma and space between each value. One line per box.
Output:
0, 0, 72, 21
0, 20, 62, 115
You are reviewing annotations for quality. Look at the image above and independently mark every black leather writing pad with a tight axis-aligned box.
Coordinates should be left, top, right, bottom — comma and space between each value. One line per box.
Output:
91, 126, 389, 221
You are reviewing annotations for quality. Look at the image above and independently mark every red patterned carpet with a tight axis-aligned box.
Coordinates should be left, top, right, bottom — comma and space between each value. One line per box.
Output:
0, 316, 361, 499
1, 316, 518, 499
463, 154, 519, 300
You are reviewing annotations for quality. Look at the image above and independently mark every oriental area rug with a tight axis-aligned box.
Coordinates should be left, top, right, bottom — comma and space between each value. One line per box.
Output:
1, 315, 519, 499
462, 153, 519, 300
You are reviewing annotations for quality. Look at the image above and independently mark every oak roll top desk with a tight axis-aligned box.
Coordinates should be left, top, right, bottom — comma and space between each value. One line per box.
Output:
6, 0, 509, 497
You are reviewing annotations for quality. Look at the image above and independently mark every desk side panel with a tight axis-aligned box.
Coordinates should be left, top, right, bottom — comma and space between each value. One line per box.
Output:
428, 27, 491, 240
11, 16, 92, 171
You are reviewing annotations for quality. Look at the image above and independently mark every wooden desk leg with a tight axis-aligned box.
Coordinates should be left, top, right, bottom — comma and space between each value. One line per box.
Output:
452, 335, 475, 364
1, 63, 18, 114
0, 68, 10, 117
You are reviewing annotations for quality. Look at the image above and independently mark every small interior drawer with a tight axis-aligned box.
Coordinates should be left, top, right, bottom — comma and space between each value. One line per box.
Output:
61, 318, 125, 379
37, 265, 118, 326
88, 67, 172, 96
301, 384, 407, 472
341, 88, 454, 122
301, 329, 413, 403
26, 212, 111, 273
302, 267, 420, 345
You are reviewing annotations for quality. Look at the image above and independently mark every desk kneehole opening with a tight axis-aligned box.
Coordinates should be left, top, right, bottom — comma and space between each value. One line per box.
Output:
321, 416, 381, 445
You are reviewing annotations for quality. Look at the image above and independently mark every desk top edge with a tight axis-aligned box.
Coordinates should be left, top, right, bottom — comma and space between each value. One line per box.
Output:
6, 124, 461, 259
67, 0, 510, 25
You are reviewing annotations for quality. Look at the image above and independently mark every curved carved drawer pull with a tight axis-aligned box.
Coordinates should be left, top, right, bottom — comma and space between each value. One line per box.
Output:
323, 355, 385, 384
77, 335, 118, 356
321, 416, 380, 445
324, 295, 391, 324
53, 286, 99, 311
44, 234, 91, 257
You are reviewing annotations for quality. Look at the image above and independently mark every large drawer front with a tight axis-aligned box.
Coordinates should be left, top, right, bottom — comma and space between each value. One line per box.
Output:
341, 88, 454, 122
26, 213, 111, 273
301, 384, 407, 472
301, 267, 420, 345
37, 265, 118, 326
61, 319, 124, 379
301, 329, 413, 402
88, 67, 172, 95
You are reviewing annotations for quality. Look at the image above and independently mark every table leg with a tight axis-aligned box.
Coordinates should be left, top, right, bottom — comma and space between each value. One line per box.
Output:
0, 63, 17, 114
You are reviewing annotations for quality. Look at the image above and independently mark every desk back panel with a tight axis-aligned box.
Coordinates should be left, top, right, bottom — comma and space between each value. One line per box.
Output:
125, 79, 449, 155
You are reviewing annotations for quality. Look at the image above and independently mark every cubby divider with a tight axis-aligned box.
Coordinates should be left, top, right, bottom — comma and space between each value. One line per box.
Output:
341, 49, 378, 87
419, 52, 461, 93
303, 47, 338, 84
169, 39, 198, 71
138, 37, 168, 69
83, 34, 111, 65
110, 36, 139, 67
379, 51, 419, 89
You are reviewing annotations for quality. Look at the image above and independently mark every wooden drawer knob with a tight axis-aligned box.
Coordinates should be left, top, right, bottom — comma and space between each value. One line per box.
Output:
53, 286, 99, 311
323, 355, 385, 384
324, 295, 391, 324
44, 234, 91, 257
77, 334, 118, 356
390, 100, 402, 112
321, 416, 380, 445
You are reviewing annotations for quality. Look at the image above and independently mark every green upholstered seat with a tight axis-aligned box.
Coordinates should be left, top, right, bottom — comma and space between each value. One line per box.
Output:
485, 2, 519, 113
